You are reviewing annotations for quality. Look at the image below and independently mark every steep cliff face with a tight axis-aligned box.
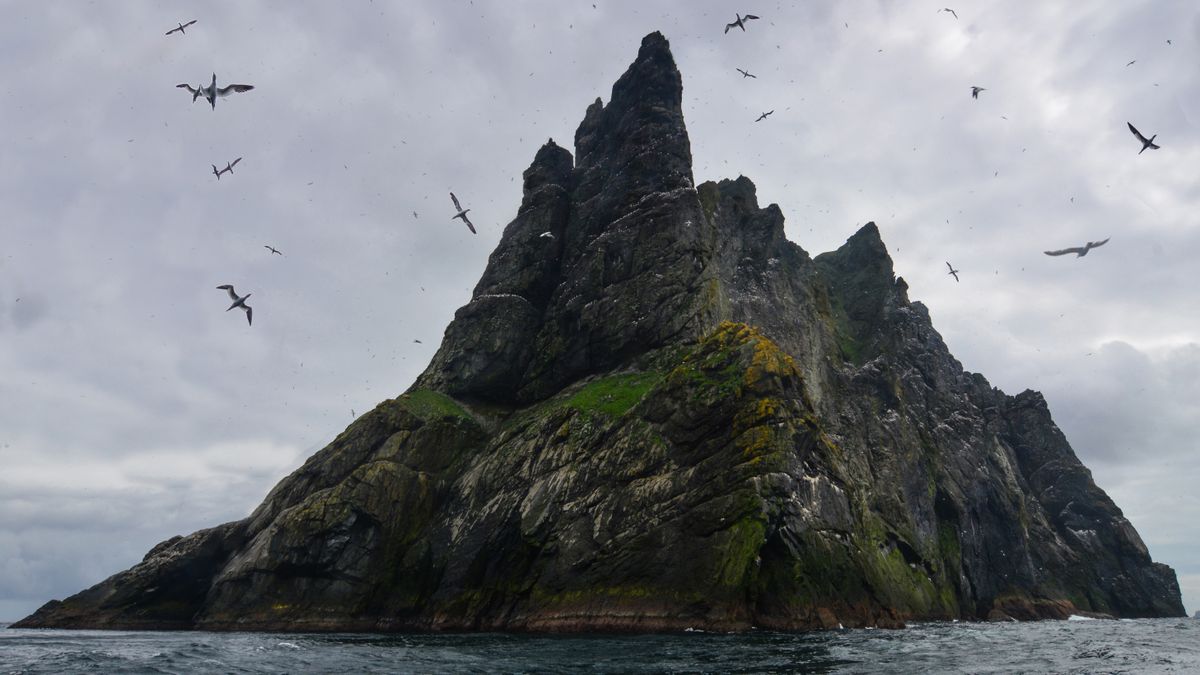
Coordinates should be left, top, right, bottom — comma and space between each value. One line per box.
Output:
15, 32, 1182, 632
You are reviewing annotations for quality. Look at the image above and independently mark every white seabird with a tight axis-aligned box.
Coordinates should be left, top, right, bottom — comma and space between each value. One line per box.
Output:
216, 284, 253, 325
1044, 238, 1110, 258
725, 13, 760, 33
450, 192, 477, 234
197, 73, 255, 111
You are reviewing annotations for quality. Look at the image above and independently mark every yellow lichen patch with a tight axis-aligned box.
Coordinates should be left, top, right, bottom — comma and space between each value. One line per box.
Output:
744, 331, 800, 390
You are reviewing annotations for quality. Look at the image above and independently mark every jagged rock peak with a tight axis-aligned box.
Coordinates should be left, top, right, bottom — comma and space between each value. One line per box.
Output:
520, 138, 573, 205
572, 31, 692, 193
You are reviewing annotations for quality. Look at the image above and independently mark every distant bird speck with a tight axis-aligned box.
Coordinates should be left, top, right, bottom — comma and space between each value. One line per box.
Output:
1044, 238, 1110, 258
1127, 122, 1160, 154
736, 68, 757, 78
165, 19, 196, 36
938, 8, 958, 19
264, 245, 282, 256
971, 86, 986, 99
945, 262, 960, 282
1126, 60, 1136, 67
755, 110, 774, 122
216, 285, 253, 325
449, 192, 477, 234
413, 339, 423, 344
724, 13, 760, 33
539, 231, 554, 239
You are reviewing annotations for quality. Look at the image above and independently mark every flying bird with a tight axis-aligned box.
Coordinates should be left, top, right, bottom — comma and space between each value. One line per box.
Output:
221, 157, 242, 175
724, 13, 760, 33
264, 245, 282, 255
755, 110, 774, 122
449, 192, 477, 234
1126, 60, 1137, 67
211, 164, 222, 180
945, 262, 960, 282
970, 86, 986, 99
1126, 122, 1160, 154
165, 19, 197, 36
195, 73, 255, 110
413, 339, 423, 344
216, 285, 253, 325
1044, 238, 1110, 258
938, 8, 958, 19
736, 68, 757, 79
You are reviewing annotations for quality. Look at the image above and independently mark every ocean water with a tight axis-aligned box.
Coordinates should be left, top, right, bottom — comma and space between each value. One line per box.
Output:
1, 618, 1197, 673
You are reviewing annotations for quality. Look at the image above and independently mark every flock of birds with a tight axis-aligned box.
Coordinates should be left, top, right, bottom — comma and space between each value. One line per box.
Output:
711, 6, 1167, 286
165, 19, 481, 327
167, 10, 1168, 320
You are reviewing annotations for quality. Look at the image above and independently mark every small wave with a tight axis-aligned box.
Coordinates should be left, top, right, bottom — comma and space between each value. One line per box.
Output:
1068, 615, 1096, 621
277, 641, 302, 649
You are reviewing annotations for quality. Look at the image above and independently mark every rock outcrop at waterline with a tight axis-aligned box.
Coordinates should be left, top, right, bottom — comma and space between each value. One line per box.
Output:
15, 32, 1183, 632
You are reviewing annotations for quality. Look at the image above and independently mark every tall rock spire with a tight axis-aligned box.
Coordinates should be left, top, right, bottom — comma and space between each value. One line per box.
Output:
417, 32, 716, 403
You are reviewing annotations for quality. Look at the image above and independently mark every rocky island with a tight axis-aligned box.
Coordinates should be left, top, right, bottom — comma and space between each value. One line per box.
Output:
14, 32, 1184, 632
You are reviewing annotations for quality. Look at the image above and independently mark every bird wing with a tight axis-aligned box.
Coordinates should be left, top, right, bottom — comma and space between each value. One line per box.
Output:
244, 306, 252, 326
230, 157, 242, 168
1043, 247, 1080, 256
450, 192, 462, 211
461, 213, 477, 234
737, 68, 747, 76
744, 14, 759, 20
949, 9, 958, 18
176, 83, 198, 94
183, 19, 197, 28
1127, 122, 1148, 143
217, 84, 254, 96
946, 262, 954, 272
1088, 237, 1110, 249
724, 22, 735, 33
165, 26, 181, 35
217, 284, 238, 300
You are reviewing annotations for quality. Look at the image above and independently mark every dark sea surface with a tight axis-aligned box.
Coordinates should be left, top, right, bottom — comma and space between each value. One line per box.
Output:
2, 618, 1197, 673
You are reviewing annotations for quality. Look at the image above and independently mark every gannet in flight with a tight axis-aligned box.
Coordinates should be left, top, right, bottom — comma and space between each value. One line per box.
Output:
197, 73, 255, 110
1126, 122, 1160, 154
165, 20, 197, 36
1044, 238, 1110, 258
945, 262, 960, 282
725, 13, 760, 33
938, 8, 958, 19
736, 68, 757, 79
264, 245, 282, 256
216, 285, 253, 325
755, 110, 774, 122
449, 192, 477, 234
971, 86, 986, 99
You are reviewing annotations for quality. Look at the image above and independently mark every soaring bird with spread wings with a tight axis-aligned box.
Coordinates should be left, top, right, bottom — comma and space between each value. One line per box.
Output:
1127, 122, 1160, 154
1044, 238, 1110, 258
165, 19, 196, 36
450, 192, 477, 234
178, 73, 255, 110
945, 262, 960, 282
725, 13, 760, 33
216, 285, 253, 325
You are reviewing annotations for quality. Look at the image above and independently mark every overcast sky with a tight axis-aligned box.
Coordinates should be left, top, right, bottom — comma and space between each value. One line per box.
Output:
1, 1, 1197, 622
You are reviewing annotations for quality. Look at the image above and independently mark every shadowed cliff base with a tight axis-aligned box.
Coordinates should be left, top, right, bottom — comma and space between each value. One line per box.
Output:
14, 31, 1183, 632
